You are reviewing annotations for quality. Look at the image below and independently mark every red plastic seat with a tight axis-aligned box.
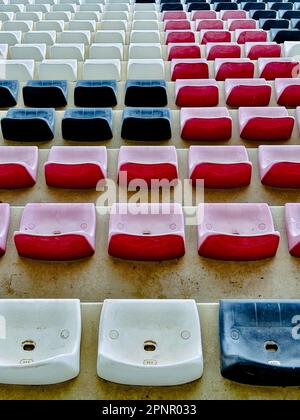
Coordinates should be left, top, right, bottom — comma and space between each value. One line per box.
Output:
227, 19, 257, 31
206, 42, 241, 60
118, 146, 178, 187
225, 79, 271, 107
108, 203, 185, 261
196, 19, 224, 31
197, 203, 280, 261
245, 42, 281, 60
191, 10, 217, 21
166, 30, 195, 44
189, 145, 252, 188
0, 203, 10, 257
235, 29, 267, 44
220, 10, 247, 20
285, 203, 300, 257
181, 107, 232, 141
215, 58, 254, 81
258, 145, 300, 188
164, 20, 191, 31
175, 79, 219, 107
168, 43, 201, 60
275, 78, 300, 107
163, 11, 188, 21
171, 59, 209, 80
258, 57, 300, 80
200, 29, 231, 45
239, 107, 294, 141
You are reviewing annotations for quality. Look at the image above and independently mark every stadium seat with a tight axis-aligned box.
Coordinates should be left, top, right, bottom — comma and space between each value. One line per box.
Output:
235, 28, 267, 43
199, 29, 231, 44
258, 57, 300, 79
89, 43, 123, 60
225, 79, 272, 107
215, 58, 255, 81
275, 78, 300, 107
60, 30, 91, 45
83, 59, 121, 81
101, 20, 128, 31
166, 30, 196, 44
271, 28, 300, 43
227, 19, 257, 31
0, 203, 9, 256
163, 11, 188, 20
127, 59, 165, 80
171, 59, 209, 80
95, 30, 125, 44
124, 80, 168, 107
206, 42, 241, 59
39, 59, 78, 81
286, 203, 300, 257
36, 20, 64, 32
220, 10, 248, 20
0, 80, 18, 108
74, 80, 118, 108
10, 44, 47, 61
196, 19, 224, 31
24, 30, 56, 46
68, 20, 96, 32
167, 43, 201, 60
23, 80, 68, 108
175, 79, 219, 107
132, 20, 159, 30
49, 43, 85, 61
129, 43, 162, 59
191, 10, 217, 20
130, 30, 160, 43
259, 18, 289, 30
283, 41, 300, 57
164, 20, 191, 30
245, 41, 281, 59
0, 31, 22, 46
0, 59, 34, 80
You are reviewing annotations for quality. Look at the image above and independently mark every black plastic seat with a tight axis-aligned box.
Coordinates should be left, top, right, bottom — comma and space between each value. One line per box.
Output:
62, 108, 113, 141
259, 18, 290, 29
214, 2, 238, 10
1, 108, 55, 142
121, 108, 172, 141
271, 28, 300, 42
185, 0, 208, 3
0, 80, 18, 108
161, 0, 182, 3
135, 0, 156, 2
220, 299, 300, 386
125, 80, 168, 107
160, 3, 183, 11
270, 1, 293, 10
74, 80, 117, 108
188, 2, 210, 10
23, 80, 67, 108
280, 10, 300, 19
242, 2, 266, 10
251, 9, 277, 19
236, 0, 258, 3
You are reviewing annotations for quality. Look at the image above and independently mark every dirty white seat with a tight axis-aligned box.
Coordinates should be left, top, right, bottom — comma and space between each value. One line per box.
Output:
45, 11, 71, 22
95, 30, 125, 44
39, 59, 78, 81
130, 30, 160, 44
102, 11, 128, 21
83, 59, 121, 81
24, 30, 56, 46
0, 299, 81, 385
73, 11, 101, 21
0, 59, 34, 80
132, 19, 159, 31
36, 20, 65, 32
59, 30, 91, 46
50, 43, 85, 61
10, 44, 46, 61
133, 11, 158, 20
128, 43, 162, 59
127, 59, 165, 80
100, 19, 128, 31
0, 31, 22, 46
89, 43, 123, 60
97, 299, 203, 386
284, 41, 300, 57
2, 20, 34, 32
68, 20, 96, 32
15, 11, 42, 21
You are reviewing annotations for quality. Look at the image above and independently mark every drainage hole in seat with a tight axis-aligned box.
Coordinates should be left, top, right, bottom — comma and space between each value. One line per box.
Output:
22, 340, 36, 351
144, 340, 157, 351
265, 341, 278, 352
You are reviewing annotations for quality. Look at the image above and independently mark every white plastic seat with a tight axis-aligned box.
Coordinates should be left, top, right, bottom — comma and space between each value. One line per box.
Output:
79, 4, 103, 12
68, 20, 96, 32
0, 12, 14, 22
15, 11, 42, 21
95, 30, 125, 44
83, 59, 121, 81
89, 43, 123, 60
284, 41, 300, 57
0, 5, 24, 13
50, 43, 85, 61
24, 31, 56, 46
128, 43, 162, 59
133, 11, 159, 21
39, 59, 78, 81
53, 4, 76, 13
132, 20, 159, 31
134, 4, 157, 11
130, 30, 160, 44
0, 31, 22, 46
59, 30, 91, 46
105, 3, 129, 11
26, 4, 50, 13
2, 20, 34, 32
45, 11, 71, 22
102, 11, 128, 21
10, 44, 46, 61
0, 44, 8, 59
127, 59, 165, 80
100, 20, 127, 31
36, 20, 65, 32
73, 11, 101, 21
0, 59, 34, 80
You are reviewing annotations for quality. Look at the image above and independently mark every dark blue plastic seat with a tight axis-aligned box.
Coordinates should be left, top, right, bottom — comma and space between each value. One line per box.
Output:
242, 2, 266, 10
280, 10, 300, 19
271, 28, 300, 42
188, 2, 210, 10
135, 0, 156, 3
259, 18, 290, 29
270, 1, 293, 10
291, 18, 300, 28
125, 80, 167, 107
74, 80, 117, 108
251, 9, 277, 19
214, 2, 238, 10
121, 108, 172, 141
0, 80, 18, 108
220, 299, 300, 386
23, 80, 67, 108
185, 0, 208, 3
62, 108, 113, 142
160, 3, 183, 11
236, 0, 258, 3
161, 0, 182, 3
1, 108, 55, 142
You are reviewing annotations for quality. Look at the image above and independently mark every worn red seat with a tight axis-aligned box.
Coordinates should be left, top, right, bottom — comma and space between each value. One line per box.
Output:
258, 145, 300, 188
227, 19, 257, 31
225, 79, 271, 107
239, 107, 294, 141
200, 29, 231, 44
275, 78, 300, 107
258, 57, 300, 80
245, 42, 281, 60
166, 30, 195, 44
206, 42, 241, 60
164, 20, 191, 30
0, 203, 10, 257
191, 10, 217, 21
235, 29, 267, 44
189, 145, 252, 188
196, 19, 224, 31
171, 58, 209, 80
215, 58, 255, 81
285, 203, 300, 257
181, 107, 232, 141
168, 43, 201, 60
220, 10, 248, 20
175, 79, 219, 107
197, 203, 280, 261
163, 11, 188, 21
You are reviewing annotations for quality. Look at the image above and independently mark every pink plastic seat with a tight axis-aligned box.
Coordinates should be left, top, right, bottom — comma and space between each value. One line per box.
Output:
285, 203, 300, 257
275, 78, 300, 107
196, 19, 224, 31
239, 107, 294, 141
0, 146, 38, 189
258, 145, 300, 188
168, 43, 201, 60
245, 42, 281, 60
117, 145, 178, 187
206, 42, 241, 60
171, 59, 209, 80
235, 29, 267, 44
225, 79, 271, 107
191, 11, 217, 21
0, 204, 10, 257
166, 30, 195, 44
215, 58, 254, 81
189, 145, 252, 188
164, 20, 191, 31
197, 203, 280, 261
163, 11, 187, 21
220, 10, 247, 21
108, 203, 185, 261
44, 146, 107, 189
227, 19, 256, 31
14, 203, 96, 261
181, 107, 232, 141
200, 29, 231, 45
258, 58, 300, 80
175, 79, 219, 107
